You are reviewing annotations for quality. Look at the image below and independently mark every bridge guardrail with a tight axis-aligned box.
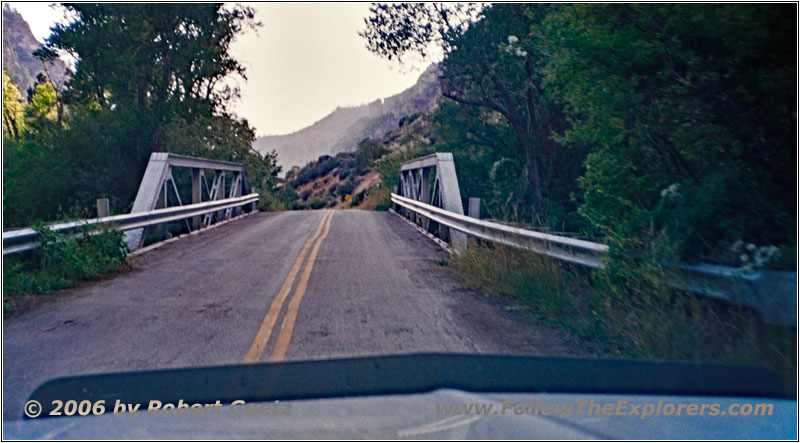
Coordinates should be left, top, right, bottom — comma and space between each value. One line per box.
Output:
392, 193, 607, 268
2, 193, 259, 256
391, 192, 796, 326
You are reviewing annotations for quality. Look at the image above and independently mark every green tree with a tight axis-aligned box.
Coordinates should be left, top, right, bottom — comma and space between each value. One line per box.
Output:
41, 3, 257, 151
43, 4, 256, 116
2, 70, 25, 140
543, 4, 796, 261
24, 73, 59, 138
364, 4, 586, 228
359, 3, 481, 62
24, 4, 270, 216
354, 138, 389, 173
431, 100, 522, 222
4, 4, 274, 229
439, 5, 569, 218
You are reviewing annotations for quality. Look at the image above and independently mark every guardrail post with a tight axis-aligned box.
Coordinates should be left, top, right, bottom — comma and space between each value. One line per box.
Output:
250, 187, 258, 212
96, 198, 110, 218
468, 198, 480, 219
191, 168, 202, 230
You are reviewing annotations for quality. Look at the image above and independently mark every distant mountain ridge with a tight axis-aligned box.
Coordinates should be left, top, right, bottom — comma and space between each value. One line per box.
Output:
254, 63, 441, 170
2, 5, 68, 92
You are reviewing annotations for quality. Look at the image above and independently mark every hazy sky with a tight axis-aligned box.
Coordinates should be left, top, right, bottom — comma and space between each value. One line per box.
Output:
8, 2, 430, 136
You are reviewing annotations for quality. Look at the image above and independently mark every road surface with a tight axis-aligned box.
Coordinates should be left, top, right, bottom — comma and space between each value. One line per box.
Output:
3, 210, 587, 420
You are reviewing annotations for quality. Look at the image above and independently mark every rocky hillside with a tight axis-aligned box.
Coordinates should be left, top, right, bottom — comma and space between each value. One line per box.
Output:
254, 63, 441, 171
275, 110, 437, 212
2, 5, 68, 92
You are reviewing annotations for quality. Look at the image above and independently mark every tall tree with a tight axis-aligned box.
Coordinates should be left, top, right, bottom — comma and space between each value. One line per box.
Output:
41, 3, 257, 153
4, 3, 277, 223
359, 3, 481, 62
437, 4, 572, 218
2, 70, 25, 140
543, 3, 796, 259
363, 4, 582, 224
24, 73, 58, 138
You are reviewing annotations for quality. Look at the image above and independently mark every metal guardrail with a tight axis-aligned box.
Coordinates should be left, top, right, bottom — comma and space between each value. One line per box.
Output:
392, 193, 607, 268
2, 193, 259, 256
392, 192, 796, 326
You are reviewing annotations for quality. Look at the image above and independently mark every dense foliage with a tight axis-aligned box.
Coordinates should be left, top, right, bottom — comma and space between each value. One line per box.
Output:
544, 4, 795, 264
363, 3, 796, 269
363, 3, 796, 375
4, 224, 128, 299
3, 4, 279, 229
359, 3, 479, 62
2, 71, 26, 139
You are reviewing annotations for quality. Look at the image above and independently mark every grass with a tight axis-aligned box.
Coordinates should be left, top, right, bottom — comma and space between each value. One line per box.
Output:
355, 184, 392, 211
450, 241, 797, 396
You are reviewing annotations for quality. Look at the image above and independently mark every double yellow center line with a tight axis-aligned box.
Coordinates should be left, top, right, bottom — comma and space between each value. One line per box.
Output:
243, 210, 334, 363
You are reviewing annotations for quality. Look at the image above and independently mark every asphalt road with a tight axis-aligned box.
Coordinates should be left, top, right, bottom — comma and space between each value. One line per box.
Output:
3, 210, 586, 420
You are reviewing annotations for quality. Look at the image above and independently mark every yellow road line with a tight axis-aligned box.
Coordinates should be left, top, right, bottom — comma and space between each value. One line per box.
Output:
269, 210, 335, 362
242, 210, 332, 363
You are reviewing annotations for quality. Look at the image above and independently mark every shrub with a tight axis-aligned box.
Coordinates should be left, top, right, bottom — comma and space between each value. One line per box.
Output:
276, 185, 299, 204
256, 191, 280, 211
308, 198, 328, 210
336, 178, 355, 197
355, 139, 390, 173
376, 145, 432, 189
399, 112, 422, 128
37, 224, 128, 280
4, 223, 129, 302
289, 200, 307, 210
357, 184, 392, 211
350, 189, 365, 206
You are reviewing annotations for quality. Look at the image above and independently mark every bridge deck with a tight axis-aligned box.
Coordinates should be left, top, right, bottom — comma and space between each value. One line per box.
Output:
3, 210, 589, 420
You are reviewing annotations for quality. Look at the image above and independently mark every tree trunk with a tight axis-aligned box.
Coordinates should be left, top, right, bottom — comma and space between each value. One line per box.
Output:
137, 69, 147, 113
524, 142, 545, 218
151, 123, 163, 152
511, 122, 546, 219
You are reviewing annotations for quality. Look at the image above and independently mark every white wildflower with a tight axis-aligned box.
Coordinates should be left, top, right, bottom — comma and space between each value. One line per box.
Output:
660, 183, 681, 199
507, 35, 519, 44
515, 48, 528, 57
754, 245, 780, 267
